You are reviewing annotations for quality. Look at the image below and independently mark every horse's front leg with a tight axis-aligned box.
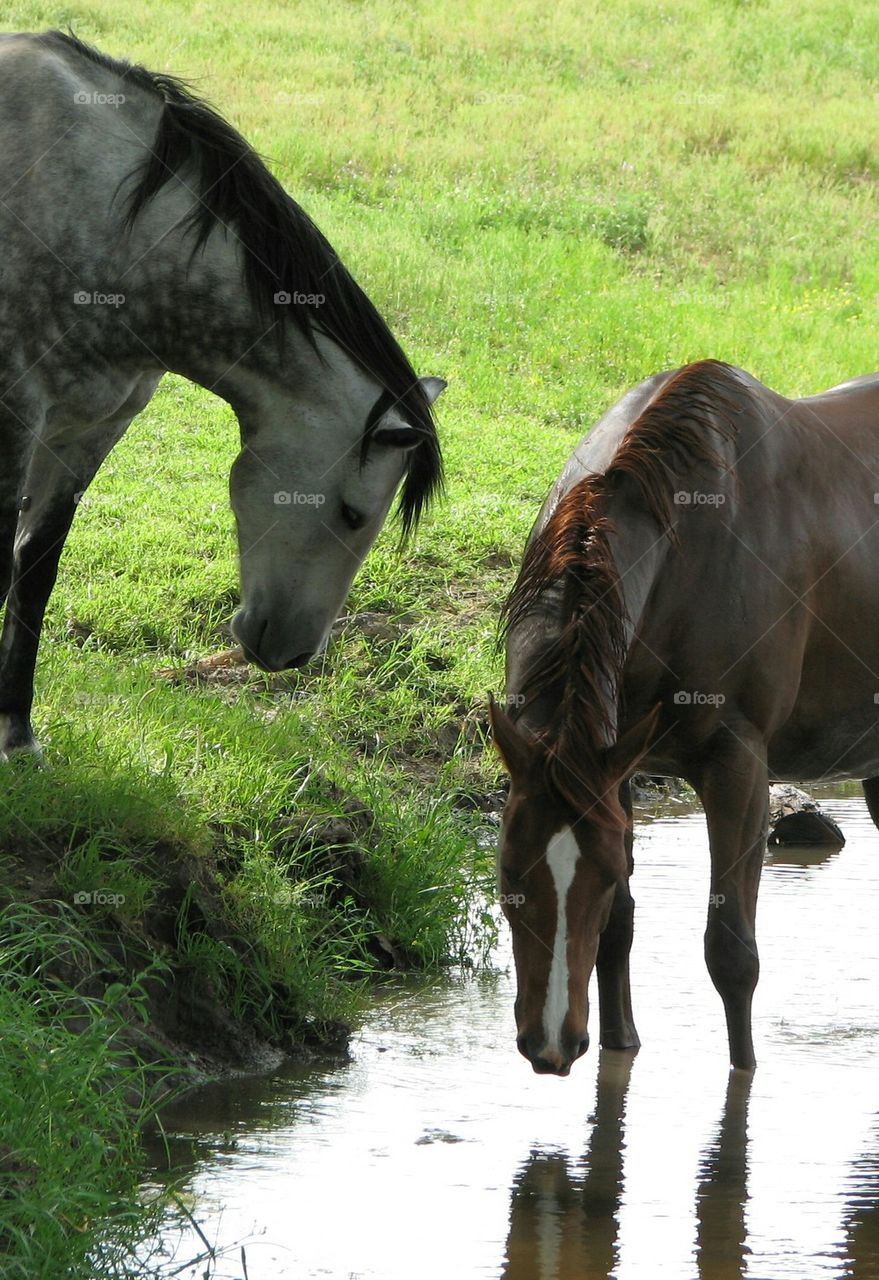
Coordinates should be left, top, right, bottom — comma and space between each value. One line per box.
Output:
0, 503, 78, 758
695, 731, 769, 1071
861, 776, 879, 831
0, 428, 121, 759
0, 400, 44, 604
597, 778, 641, 1050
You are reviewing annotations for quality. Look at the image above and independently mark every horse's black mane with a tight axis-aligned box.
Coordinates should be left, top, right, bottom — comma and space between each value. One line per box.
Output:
40, 29, 442, 534
500, 360, 743, 810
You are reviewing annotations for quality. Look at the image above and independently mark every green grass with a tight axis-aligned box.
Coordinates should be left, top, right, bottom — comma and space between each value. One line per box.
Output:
0, 903, 172, 1280
3, 0, 879, 1271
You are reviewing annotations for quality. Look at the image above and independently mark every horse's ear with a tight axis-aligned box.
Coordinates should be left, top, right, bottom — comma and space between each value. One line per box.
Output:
488, 695, 532, 780
372, 423, 428, 449
372, 379, 446, 449
605, 703, 662, 781
419, 376, 447, 405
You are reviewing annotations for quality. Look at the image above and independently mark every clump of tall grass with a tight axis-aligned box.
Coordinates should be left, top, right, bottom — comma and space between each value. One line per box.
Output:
0, 902, 172, 1280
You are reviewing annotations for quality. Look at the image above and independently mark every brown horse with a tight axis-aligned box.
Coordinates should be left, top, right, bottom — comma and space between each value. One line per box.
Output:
491, 359, 879, 1075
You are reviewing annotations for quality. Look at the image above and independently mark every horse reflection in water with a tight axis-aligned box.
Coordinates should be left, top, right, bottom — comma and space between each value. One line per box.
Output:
843, 1122, 879, 1278
503, 1056, 754, 1280
695, 1072, 752, 1280
503, 1051, 632, 1279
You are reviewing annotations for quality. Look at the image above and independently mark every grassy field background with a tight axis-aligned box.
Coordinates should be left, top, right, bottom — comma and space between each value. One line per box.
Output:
2, 0, 879, 1273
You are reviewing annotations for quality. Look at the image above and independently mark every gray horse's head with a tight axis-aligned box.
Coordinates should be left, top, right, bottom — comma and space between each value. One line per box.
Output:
229, 356, 445, 670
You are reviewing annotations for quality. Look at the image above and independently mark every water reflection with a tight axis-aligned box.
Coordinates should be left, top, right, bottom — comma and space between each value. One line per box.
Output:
765, 843, 844, 874
503, 1051, 633, 1279
695, 1071, 752, 1280
844, 1122, 879, 1278
502, 1057, 758, 1280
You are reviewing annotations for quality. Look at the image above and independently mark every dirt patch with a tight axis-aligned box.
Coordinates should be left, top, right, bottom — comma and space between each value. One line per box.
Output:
0, 828, 357, 1099
154, 646, 303, 696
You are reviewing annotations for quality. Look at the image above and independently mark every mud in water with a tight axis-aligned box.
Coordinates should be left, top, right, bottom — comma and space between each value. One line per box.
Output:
144, 788, 879, 1278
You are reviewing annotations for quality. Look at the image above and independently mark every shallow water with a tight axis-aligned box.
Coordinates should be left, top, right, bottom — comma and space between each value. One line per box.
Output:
145, 789, 879, 1279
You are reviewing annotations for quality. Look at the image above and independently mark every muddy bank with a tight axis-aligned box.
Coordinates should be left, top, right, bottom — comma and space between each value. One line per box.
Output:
0, 782, 431, 1094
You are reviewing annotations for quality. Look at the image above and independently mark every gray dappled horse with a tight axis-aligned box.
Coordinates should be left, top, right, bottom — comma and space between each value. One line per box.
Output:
0, 31, 444, 758
492, 359, 879, 1075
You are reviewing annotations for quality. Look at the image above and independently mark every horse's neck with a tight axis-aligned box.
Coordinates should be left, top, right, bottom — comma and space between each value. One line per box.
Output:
508, 497, 670, 745
607, 501, 671, 650
117, 221, 283, 390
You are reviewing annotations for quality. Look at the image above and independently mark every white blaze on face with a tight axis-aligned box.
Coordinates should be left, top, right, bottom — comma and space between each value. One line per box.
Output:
542, 825, 580, 1053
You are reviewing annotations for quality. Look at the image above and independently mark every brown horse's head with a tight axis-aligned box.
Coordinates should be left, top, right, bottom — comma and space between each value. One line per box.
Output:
489, 699, 659, 1076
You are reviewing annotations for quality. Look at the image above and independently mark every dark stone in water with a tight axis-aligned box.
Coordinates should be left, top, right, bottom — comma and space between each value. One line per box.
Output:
767, 784, 845, 847
768, 809, 845, 847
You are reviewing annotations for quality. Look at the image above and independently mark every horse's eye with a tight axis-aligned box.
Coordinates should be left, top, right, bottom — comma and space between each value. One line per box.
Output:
341, 503, 366, 531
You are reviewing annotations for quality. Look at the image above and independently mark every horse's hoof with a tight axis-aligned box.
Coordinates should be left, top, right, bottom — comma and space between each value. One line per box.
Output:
600, 1028, 641, 1051
0, 716, 44, 767
0, 744, 45, 768
730, 1060, 756, 1075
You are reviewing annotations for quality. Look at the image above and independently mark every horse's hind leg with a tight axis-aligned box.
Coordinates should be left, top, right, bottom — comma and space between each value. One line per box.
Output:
862, 778, 879, 830
597, 778, 640, 1050
695, 730, 769, 1071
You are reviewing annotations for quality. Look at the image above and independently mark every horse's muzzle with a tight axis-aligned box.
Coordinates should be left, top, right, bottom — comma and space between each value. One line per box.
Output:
231, 608, 316, 672
517, 1031, 589, 1076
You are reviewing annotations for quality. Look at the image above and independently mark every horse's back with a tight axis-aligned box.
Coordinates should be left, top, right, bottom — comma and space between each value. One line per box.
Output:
802, 371, 879, 400
0, 34, 159, 207
740, 371, 879, 498
0, 33, 167, 341
0, 33, 95, 138
554, 363, 879, 513
0, 34, 77, 155
794, 372, 879, 448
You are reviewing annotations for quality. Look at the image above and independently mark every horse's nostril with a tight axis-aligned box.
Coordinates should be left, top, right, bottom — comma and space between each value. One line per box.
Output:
283, 650, 314, 670
532, 1055, 571, 1077
231, 610, 267, 662
576, 1035, 590, 1059
518, 1035, 576, 1075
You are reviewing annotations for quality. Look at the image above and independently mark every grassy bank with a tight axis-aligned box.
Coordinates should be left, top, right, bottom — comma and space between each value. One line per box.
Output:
0, 905, 168, 1279
3, 0, 879, 1272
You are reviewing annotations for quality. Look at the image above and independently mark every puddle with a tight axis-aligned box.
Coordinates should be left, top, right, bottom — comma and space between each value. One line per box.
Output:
143, 788, 879, 1278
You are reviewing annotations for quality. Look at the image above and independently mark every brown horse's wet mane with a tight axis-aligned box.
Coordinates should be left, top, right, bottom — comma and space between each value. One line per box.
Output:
500, 359, 742, 814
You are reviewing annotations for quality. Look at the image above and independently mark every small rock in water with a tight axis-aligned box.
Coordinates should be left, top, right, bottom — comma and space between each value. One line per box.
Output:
415, 1129, 465, 1145
767, 784, 845, 847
